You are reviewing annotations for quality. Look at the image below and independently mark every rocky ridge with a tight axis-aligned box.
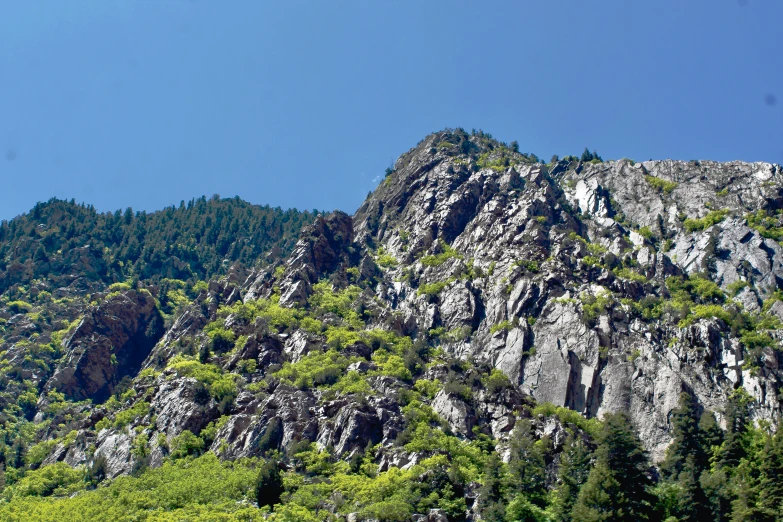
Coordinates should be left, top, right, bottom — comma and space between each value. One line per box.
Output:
2, 129, 782, 519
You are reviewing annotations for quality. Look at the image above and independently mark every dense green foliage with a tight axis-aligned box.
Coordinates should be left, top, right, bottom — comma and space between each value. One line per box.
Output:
0, 196, 316, 290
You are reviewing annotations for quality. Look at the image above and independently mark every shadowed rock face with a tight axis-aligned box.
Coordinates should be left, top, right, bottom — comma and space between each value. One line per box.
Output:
46, 290, 164, 402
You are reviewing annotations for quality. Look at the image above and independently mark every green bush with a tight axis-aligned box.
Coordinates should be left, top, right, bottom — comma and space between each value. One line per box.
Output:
484, 369, 511, 394
417, 277, 456, 297
613, 267, 647, 283
108, 282, 132, 292
0, 453, 260, 520
167, 356, 238, 402
746, 209, 783, 241
420, 241, 462, 267
532, 402, 601, 437
644, 175, 678, 194
726, 280, 749, 296
206, 327, 236, 354
169, 430, 205, 459
683, 209, 729, 232
489, 321, 512, 334
7, 301, 33, 314
4, 462, 85, 500
273, 349, 353, 389
513, 259, 539, 273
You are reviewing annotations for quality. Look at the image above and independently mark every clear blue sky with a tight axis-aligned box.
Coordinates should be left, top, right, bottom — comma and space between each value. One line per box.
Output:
1, 1, 781, 221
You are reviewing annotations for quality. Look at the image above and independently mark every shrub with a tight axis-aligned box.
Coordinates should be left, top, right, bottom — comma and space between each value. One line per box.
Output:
274, 349, 353, 389
167, 356, 237, 401
644, 175, 678, 194
513, 259, 539, 273
417, 278, 455, 297
489, 321, 512, 334
746, 209, 783, 241
332, 371, 371, 395
580, 291, 613, 326
613, 267, 647, 283
206, 327, 235, 354
484, 369, 511, 394
0, 453, 260, 519
25, 439, 60, 467
440, 326, 473, 343
413, 379, 441, 399
108, 282, 132, 292
532, 402, 601, 437
726, 279, 749, 296
4, 462, 85, 499
420, 241, 462, 267
7, 301, 33, 314
169, 430, 205, 459
113, 401, 151, 429
309, 282, 364, 328
683, 209, 729, 232
638, 226, 654, 240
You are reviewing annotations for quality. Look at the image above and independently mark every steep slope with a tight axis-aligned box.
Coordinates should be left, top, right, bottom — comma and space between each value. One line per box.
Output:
1, 130, 782, 521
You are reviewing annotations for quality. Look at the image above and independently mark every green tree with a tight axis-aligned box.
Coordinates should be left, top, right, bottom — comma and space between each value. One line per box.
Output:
661, 393, 705, 479
507, 419, 547, 506
256, 459, 284, 509
756, 424, 783, 521
701, 391, 752, 522
550, 432, 593, 522
478, 452, 506, 522
571, 413, 654, 521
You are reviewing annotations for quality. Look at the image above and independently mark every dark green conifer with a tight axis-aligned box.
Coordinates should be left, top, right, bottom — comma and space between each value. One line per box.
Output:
571, 412, 654, 521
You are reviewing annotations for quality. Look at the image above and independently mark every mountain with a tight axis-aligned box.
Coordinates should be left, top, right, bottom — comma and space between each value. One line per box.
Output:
0, 129, 781, 521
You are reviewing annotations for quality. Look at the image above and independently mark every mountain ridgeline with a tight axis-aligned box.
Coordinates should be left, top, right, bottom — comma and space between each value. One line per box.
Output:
0, 130, 782, 521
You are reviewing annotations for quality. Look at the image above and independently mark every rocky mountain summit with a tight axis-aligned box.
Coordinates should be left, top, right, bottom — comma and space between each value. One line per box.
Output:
1, 129, 782, 520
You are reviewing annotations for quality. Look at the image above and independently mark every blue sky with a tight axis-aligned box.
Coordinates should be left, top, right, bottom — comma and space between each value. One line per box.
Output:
1, 1, 781, 221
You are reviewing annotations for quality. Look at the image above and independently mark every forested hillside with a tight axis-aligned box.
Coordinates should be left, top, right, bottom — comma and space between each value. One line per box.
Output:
0, 196, 316, 291
0, 131, 782, 521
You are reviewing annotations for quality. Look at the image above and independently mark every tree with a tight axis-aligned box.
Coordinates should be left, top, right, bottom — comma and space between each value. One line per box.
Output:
256, 459, 284, 509
701, 391, 752, 522
756, 425, 783, 521
718, 390, 750, 470
661, 393, 705, 480
571, 413, 654, 521
550, 432, 593, 522
581, 148, 594, 162
477, 452, 506, 522
507, 419, 547, 506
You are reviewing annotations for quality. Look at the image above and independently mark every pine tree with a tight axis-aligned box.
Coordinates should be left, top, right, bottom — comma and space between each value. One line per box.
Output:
507, 419, 547, 506
673, 455, 712, 522
661, 393, 705, 480
478, 452, 506, 522
756, 425, 783, 521
701, 391, 752, 522
571, 413, 654, 521
550, 432, 593, 522
255, 459, 284, 509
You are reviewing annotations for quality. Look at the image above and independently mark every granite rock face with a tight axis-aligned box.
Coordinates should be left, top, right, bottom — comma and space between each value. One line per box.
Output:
44, 130, 783, 478
45, 290, 164, 403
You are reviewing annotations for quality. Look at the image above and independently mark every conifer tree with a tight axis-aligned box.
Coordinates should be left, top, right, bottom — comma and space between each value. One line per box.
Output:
571, 412, 654, 521
550, 432, 593, 522
478, 452, 506, 522
661, 393, 705, 479
255, 459, 284, 509
701, 391, 751, 522
507, 419, 547, 506
756, 424, 783, 521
